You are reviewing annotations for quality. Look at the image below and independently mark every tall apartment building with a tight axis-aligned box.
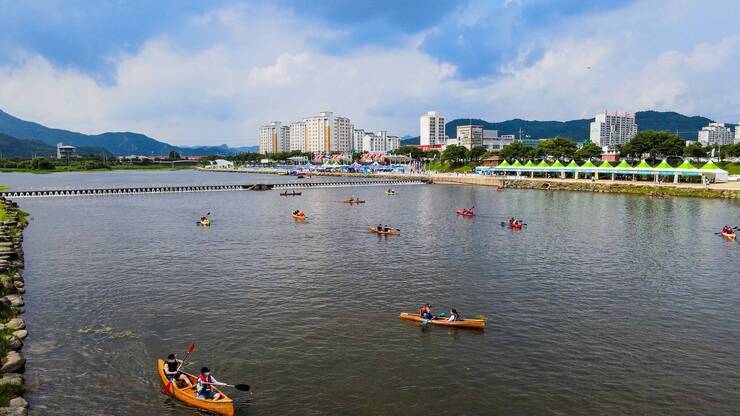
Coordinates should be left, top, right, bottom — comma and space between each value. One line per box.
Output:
288, 121, 306, 151
420, 111, 446, 146
456, 125, 484, 149
352, 128, 365, 153
258, 121, 289, 154
736, 124, 740, 144
698, 122, 734, 146
386, 135, 401, 153
589, 111, 638, 148
303, 111, 352, 153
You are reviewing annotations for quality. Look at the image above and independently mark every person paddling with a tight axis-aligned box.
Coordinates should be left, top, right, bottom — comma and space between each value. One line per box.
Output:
196, 367, 227, 401
721, 225, 733, 234
448, 308, 461, 322
419, 303, 434, 320
163, 354, 193, 388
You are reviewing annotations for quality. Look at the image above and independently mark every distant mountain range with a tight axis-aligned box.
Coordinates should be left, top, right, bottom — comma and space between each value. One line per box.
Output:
0, 109, 256, 157
401, 111, 713, 145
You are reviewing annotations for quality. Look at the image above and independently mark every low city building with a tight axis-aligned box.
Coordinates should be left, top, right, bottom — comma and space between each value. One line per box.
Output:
207, 159, 234, 169
56, 143, 77, 159
482, 130, 514, 151
456, 125, 484, 149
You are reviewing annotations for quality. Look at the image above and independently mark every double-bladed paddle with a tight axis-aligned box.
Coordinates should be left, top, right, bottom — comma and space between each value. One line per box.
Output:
162, 343, 196, 395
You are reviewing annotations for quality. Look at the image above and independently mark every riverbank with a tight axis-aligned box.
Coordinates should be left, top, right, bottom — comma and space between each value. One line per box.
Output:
201, 167, 740, 199
433, 174, 740, 199
0, 199, 28, 414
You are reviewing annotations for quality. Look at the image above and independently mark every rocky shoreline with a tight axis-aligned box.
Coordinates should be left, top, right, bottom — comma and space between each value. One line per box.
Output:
0, 198, 28, 416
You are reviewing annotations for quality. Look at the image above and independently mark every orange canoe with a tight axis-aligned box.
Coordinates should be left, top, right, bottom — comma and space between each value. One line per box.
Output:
399, 312, 485, 329
157, 359, 234, 416
369, 227, 398, 236
292, 214, 306, 221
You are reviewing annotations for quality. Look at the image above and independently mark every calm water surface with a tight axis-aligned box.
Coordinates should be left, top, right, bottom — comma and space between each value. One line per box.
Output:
2, 171, 739, 415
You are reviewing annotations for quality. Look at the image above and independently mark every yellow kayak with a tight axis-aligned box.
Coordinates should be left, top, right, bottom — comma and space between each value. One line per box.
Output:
399, 312, 485, 329
721, 232, 736, 240
199, 219, 210, 226
369, 227, 398, 236
292, 214, 306, 221
158, 359, 234, 416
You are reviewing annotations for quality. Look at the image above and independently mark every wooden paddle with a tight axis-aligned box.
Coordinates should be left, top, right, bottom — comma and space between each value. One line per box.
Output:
162, 343, 196, 395
201, 382, 251, 391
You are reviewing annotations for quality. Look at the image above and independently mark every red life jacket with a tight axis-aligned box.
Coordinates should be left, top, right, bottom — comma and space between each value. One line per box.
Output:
198, 374, 213, 392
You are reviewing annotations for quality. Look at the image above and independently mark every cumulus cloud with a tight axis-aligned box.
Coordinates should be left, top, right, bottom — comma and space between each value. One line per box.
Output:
0, 0, 738, 146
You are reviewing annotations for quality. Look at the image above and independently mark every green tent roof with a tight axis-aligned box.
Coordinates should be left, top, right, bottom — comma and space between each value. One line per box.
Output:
580, 160, 597, 168
655, 160, 672, 169
498, 160, 511, 167
615, 160, 632, 169
598, 161, 613, 168
537, 160, 550, 168
551, 160, 565, 168
566, 160, 579, 168
700, 161, 720, 170
676, 160, 697, 170
511, 160, 523, 167
524, 160, 536, 167
634, 160, 652, 169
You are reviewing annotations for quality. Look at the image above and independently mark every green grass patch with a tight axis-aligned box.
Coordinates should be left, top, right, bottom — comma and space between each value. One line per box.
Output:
0, 383, 25, 407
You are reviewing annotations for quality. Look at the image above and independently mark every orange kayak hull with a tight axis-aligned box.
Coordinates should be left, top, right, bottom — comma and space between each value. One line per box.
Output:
721, 232, 736, 240
157, 359, 234, 416
369, 227, 398, 236
292, 214, 306, 221
399, 312, 485, 329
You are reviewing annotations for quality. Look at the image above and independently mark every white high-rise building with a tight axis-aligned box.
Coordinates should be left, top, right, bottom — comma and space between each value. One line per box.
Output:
303, 111, 352, 153
258, 121, 289, 154
736, 124, 740, 144
362, 131, 385, 153
288, 121, 306, 151
698, 123, 734, 146
420, 111, 446, 146
352, 128, 365, 153
589, 111, 638, 148
455, 125, 484, 150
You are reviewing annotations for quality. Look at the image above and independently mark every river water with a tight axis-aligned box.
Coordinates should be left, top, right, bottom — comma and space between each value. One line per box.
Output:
2, 170, 739, 415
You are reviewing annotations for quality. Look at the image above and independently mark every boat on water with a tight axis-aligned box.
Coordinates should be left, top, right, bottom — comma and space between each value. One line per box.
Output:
456, 209, 475, 217
157, 359, 234, 416
341, 199, 366, 204
198, 219, 210, 226
721, 232, 736, 240
369, 227, 398, 236
292, 214, 306, 221
280, 191, 302, 196
399, 312, 485, 329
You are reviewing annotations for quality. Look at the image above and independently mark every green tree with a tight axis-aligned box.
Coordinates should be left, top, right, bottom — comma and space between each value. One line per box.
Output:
167, 151, 181, 161
575, 142, 603, 160
30, 157, 54, 170
683, 142, 707, 158
441, 145, 469, 164
537, 137, 578, 159
499, 142, 533, 161
623, 130, 685, 158
469, 146, 488, 161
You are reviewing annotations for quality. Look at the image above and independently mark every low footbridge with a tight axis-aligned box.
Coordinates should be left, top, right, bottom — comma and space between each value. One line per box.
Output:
0, 179, 429, 198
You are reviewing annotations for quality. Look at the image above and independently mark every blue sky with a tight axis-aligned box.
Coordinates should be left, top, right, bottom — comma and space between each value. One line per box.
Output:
0, 0, 738, 145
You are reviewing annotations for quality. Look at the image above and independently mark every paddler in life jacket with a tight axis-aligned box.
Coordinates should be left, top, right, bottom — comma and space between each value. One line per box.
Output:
163, 354, 193, 388
721, 225, 733, 234
200, 215, 208, 223
196, 367, 227, 400
419, 303, 434, 320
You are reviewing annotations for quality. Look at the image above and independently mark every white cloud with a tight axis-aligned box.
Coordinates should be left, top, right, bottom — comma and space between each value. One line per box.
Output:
0, 0, 739, 146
